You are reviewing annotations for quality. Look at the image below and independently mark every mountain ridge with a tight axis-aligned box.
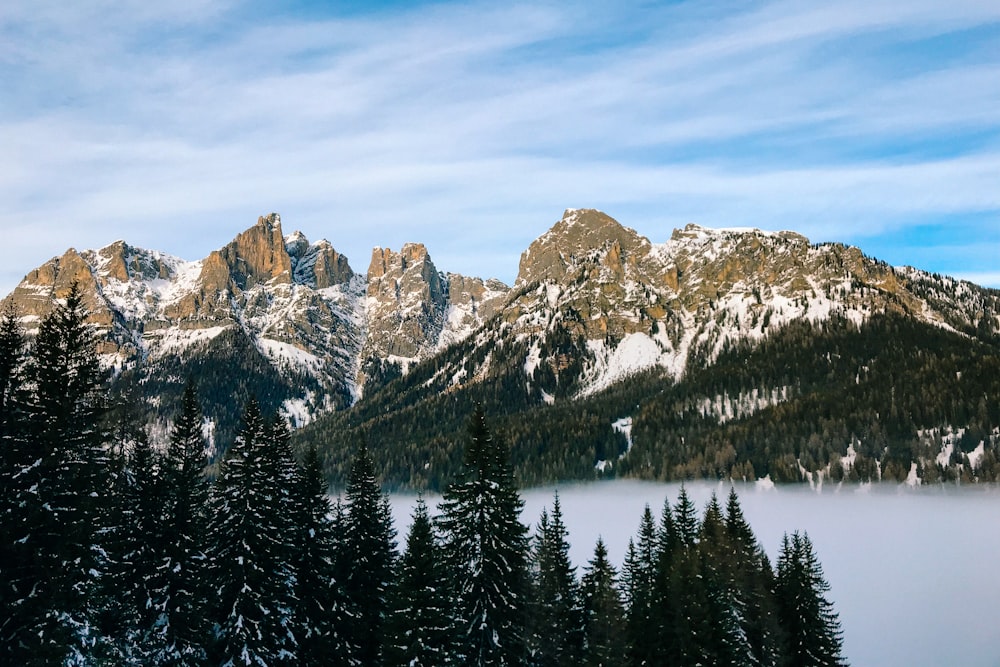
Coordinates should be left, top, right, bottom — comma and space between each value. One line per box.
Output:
4, 209, 999, 486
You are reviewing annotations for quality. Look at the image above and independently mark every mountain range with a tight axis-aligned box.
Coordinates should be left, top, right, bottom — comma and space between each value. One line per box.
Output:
4, 209, 999, 488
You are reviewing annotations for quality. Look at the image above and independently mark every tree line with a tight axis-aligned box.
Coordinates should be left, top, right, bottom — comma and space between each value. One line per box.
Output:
0, 287, 846, 665
302, 309, 1000, 490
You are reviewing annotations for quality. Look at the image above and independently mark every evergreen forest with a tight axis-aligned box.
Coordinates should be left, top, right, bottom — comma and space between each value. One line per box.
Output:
300, 311, 1000, 490
0, 288, 848, 666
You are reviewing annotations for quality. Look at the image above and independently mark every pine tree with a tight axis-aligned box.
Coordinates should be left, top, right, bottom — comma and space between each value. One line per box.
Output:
384, 498, 454, 667
529, 493, 583, 667
0, 302, 21, 436
7, 283, 112, 663
103, 412, 168, 662
207, 398, 297, 666
698, 493, 754, 667
725, 487, 784, 667
666, 487, 711, 667
0, 304, 26, 662
651, 496, 677, 662
437, 406, 529, 667
775, 532, 847, 667
156, 381, 212, 665
343, 440, 397, 667
622, 505, 657, 666
294, 444, 356, 667
580, 538, 626, 667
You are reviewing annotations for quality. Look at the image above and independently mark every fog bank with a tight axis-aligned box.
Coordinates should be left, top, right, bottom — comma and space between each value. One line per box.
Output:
390, 481, 1000, 667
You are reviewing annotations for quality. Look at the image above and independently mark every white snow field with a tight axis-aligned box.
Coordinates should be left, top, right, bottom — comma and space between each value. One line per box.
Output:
390, 480, 1000, 667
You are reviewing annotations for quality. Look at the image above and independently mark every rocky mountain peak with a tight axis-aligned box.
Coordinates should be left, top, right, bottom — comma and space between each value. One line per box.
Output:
207, 213, 293, 291
364, 243, 447, 361
516, 208, 649, 285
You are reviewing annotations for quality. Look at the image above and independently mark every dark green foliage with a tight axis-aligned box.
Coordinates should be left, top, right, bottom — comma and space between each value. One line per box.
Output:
437, 407, 529, 667
776, 532, 847, 667
580, 538, 626, 667
624, 313, 1000, 483
157, 381, 212, 665
207, 398, 297, 665
343, 440, 397, 667
7, 284, 113, 663
621, 507, 658, 666
298, 312, 1000, 490
726, 488, 784, 667
294, 444, 356, 667
384, 498, 454, 667
528, 494, 583, 666
0, 304, 27, 662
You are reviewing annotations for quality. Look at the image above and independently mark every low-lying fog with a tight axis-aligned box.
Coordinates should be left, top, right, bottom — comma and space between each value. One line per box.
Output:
389, 480, 1000, 667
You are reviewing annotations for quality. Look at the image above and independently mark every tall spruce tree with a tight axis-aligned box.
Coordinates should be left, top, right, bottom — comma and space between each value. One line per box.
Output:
437, 406, 529, 667
207, 398, 297, 665
343, 440, 397, 667
384, 498, 454, 667
529, 493, 583, 667
156, 381, 212, 665
103, 413, 168, 663
651, 496, 677, 662
9, 283, 112, 663
725, 487, 784, 667
666, 486, 715, 666
294, 444, 356, 667
698, 493, 754, 667
622, 505, 658, 666
0, 304, 25, 662
775, 532, 847, 667
580, 538, 626, 667
0, 302, 21, 436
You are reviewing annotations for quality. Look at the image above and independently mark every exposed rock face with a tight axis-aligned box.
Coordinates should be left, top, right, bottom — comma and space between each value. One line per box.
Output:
0, 214, 366, 418
362, 243, 510, 370
215, 213, 293, 290
517, 208, 650, 285
365, 243, 447, 360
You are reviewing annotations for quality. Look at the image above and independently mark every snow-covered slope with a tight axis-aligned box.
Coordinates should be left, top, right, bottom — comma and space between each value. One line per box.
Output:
428, 209, 1000, 401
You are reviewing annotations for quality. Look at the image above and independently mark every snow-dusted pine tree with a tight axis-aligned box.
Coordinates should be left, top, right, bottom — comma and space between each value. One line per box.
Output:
622, 505, 658, 666
580, 538, 626, 667
154, 381, 212, 665
343, 440, 396, 667
775, 531, 847, 667
437, 406, 529, 667
383, 498, 454, 667
528, 493, 583, 667
698, 493, 754, 667
0, 304, 26, 664
207, 398, 297, 666
10, 283, 112, 664
294, 444, 356, 667
725, 487, 784, 667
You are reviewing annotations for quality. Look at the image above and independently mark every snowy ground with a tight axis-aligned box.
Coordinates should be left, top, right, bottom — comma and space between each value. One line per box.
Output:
390, 480, 1000, 667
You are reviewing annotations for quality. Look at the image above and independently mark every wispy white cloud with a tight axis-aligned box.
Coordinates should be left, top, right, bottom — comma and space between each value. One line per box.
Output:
1, 0, 998, 293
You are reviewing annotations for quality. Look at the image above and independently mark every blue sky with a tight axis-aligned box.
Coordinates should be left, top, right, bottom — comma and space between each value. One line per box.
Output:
1, 0, 998, 295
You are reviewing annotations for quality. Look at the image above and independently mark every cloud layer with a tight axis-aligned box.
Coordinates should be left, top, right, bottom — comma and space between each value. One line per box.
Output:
1, 0, 998, 293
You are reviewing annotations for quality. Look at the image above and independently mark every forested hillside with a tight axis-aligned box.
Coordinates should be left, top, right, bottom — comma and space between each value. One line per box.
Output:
299, 310, 1000, 489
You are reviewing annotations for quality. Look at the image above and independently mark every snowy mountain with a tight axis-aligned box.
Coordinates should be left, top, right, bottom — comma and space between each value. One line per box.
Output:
396, 208, 998, 402
295, 209, 1000, 489
5, 208, 1000, 485
1, 213, 505, 439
